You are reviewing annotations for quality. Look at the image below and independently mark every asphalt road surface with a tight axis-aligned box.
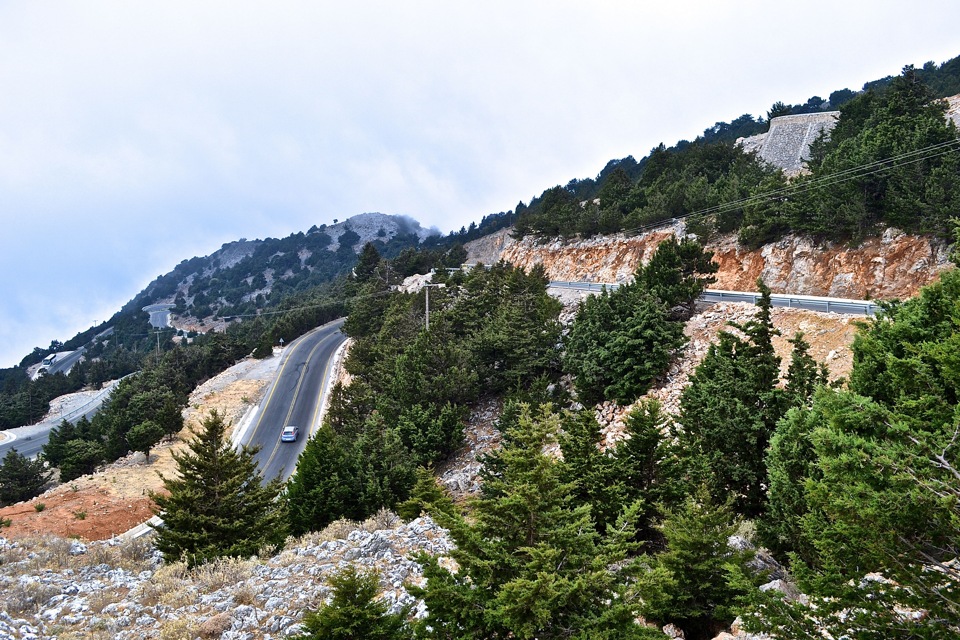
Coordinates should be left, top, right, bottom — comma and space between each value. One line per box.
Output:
242, 319, 347, 482
0, 380, 119, 459
46, 348, 85, 376
142, 303, 174, 329
548, 281, 879, 316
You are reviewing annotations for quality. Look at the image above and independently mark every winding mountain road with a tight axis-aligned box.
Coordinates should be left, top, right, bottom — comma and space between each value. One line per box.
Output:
548, 281, 880, 316
0, 380, 121, 459
237, 319, 348, 482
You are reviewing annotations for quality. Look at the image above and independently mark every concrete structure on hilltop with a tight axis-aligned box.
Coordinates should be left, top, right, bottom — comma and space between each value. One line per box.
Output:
738, 112, 839, 176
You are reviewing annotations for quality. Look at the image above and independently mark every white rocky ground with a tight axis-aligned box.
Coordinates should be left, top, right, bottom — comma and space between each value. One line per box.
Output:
0, 513, 451, 640
0, 282, 859, 639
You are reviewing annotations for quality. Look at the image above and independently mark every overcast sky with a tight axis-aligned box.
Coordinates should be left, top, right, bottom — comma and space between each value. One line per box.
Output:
1, 1, 959, 368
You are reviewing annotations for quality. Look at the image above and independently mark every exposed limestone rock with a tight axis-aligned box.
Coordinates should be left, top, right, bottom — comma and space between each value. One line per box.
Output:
709, 228, 951, 300
437, 397, 503, 500
324, 212, 438, 253
466, 226, 952, 302
464, 227, 514, 265
947, 94, 960, 128
0, 515, 453, 639
398, 271, 435, 294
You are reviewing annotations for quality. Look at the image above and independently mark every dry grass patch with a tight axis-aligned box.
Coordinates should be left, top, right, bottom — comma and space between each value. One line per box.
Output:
158, 617, 199, 640
0, 535, 74, 573
233, 581, 258, 606
2, 578, 61, 615
79, 538, 155, 573
198, 611, 233, 638
193, 556, 258, 593
135, 560, 193, 608
289, 508, 401, 548
86, 586, 128, 615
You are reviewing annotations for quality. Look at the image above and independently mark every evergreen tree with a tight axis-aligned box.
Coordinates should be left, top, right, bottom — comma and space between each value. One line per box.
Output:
759, 401, 822, 561
286, 424, 364, 536
558, 409, 628, 536
354, 242, 383, 284
633, 236, 718, 321
797, 391, 956, 581
564, 237, 715, 405
678, 280, 786, 518
43, 416, 95, 468
396, 466, 455, 521
355, 413, 417, 514
615, 400, 687, 546
0, 449, 50, 505
783, 332, 828, 406
294, 567, 412, 640
562, 287, 619, 405
797, 65, 960, 239
746, 391, 960, 639
57, 439, 106, 482
151, 410, 287, 566
126, 419, 165, 462
412, 404, 659, 639
635, 486, 752, 640
565, 287, 684, 405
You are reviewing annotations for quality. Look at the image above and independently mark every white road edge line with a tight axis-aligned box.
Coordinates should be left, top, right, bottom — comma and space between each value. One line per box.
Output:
311, 337, 351, 438
119, 325, 348, 542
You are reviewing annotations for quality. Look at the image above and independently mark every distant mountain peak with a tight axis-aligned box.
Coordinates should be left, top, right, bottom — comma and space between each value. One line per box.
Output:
323, 213, 439, 252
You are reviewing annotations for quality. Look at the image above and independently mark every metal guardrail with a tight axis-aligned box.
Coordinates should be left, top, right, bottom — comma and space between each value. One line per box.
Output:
35, 373, 135, 427
548, 281, 879, 316
700, 289, 879, 316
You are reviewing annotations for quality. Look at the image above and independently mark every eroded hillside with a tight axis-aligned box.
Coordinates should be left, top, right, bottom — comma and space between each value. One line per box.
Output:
467, 225, 953, 300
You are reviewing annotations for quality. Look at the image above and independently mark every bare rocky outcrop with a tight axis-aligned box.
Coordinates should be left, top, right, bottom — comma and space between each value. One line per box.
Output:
709, 228, 952, 299
324, 212, 439, 252
0, 514, 452, 639
946, 94, 960, 127
467, 226, 952, 302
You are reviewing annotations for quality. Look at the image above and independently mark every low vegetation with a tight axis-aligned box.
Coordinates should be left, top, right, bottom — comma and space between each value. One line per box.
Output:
4, 54, 960, 639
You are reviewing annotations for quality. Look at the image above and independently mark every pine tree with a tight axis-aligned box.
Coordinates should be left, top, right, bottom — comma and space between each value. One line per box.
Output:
614, 400, 687, 546
285, 424, 364, 536
355, 413, 417, 514
412, 405, 659, 639
294, 567, 412, 640
784, 332, 828, 406
678, 279, 786, 518
635, 486, 752, 640
150, 410, 287, 566
558, 409, 628, 535
396, 466, 455, 521
126, 419, 165, 462
0, 449, 51, 505
633, 236, 718, 321
354, 242, 383, 284
564, 237, 714, 405
57, 439, 106, 482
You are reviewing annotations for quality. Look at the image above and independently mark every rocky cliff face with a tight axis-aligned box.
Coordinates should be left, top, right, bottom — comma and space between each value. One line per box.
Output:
467, 226, 953, 301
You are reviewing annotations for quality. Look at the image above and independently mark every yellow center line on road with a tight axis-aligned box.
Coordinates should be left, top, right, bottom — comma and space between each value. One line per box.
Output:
248, 339, 305, 440
259, 333, 332, 475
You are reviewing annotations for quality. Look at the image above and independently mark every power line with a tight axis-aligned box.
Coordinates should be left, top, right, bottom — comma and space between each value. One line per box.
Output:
622, 136, 960, 236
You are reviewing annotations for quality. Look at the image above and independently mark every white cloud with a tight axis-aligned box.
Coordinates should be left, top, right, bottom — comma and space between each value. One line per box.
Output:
1, 1, 960, 365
